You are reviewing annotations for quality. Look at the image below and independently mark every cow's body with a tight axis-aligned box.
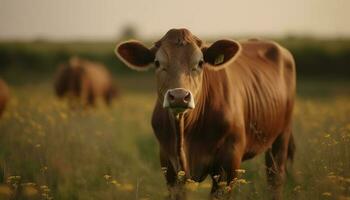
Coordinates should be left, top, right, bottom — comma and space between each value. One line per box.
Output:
0, 79, 9, 117
116, 29, 296, 200
152, 38, 295, 180
54, 57, 118, 107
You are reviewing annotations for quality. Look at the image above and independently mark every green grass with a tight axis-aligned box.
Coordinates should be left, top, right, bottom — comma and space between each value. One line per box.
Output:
0, 76, 350, 200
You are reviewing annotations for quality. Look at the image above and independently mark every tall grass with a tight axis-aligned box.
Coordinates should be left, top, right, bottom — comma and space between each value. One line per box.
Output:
0, 78, 349, 199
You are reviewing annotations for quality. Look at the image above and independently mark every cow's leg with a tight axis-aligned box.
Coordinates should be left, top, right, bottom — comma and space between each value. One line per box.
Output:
265, 130, 291, 200
104, 90, 113, 106
104, 86, 117, 106
210, 136, 244, 199
86, 88, 95, 107
160, 151, 187, 200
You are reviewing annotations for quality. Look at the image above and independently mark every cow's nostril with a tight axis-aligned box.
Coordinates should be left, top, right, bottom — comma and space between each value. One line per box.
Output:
184, 92, 191, 103
168, 93, 175, 102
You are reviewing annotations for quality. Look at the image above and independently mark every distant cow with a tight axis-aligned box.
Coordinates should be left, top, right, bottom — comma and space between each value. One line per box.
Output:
54, 57, 118, 107
0, 78, 9, 117
115, 29, 296, 200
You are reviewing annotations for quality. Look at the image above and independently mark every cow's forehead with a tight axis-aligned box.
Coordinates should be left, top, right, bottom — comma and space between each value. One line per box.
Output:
155, 29, 202, 64
156, 43, 202, 66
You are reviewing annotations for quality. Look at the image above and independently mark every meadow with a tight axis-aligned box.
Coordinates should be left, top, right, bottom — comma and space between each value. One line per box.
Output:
0, 39, 350, 199
0, 75, 349, 200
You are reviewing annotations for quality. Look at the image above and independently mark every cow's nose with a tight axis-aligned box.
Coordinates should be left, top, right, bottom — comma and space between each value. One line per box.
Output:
163, 88, 195, 109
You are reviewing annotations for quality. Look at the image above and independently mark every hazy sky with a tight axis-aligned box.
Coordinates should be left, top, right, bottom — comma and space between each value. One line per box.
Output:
0, 0, 349, 40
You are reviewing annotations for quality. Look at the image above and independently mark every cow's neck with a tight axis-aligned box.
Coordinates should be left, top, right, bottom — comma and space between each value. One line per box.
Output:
184, 68, 227, 129
169, 68, 228, 176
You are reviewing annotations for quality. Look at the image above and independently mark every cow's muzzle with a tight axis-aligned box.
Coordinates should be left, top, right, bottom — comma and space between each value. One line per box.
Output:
163, 88, 195, 112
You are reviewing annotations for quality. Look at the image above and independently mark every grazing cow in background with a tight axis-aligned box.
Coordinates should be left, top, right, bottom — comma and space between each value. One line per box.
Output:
54, 57, 118, 107
0, 78, 10, 118
115, 28, 296, 200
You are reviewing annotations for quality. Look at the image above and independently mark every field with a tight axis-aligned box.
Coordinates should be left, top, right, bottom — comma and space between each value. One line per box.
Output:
0, 39, 350, 200
0, 74, 349, 200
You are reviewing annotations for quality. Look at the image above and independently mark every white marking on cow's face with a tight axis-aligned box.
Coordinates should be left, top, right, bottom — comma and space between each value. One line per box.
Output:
163, 90, 171, 108
188, 92, 195, 109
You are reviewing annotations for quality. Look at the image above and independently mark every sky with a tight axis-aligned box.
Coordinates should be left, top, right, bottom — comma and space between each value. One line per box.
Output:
0, 0, 349, 41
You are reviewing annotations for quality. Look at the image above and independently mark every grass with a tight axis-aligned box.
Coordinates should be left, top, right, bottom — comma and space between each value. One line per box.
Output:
0, 76, 349, 200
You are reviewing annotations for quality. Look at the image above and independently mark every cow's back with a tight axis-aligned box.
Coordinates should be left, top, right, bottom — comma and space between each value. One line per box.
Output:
226, 39, 296, 156
82, 62, 113, 96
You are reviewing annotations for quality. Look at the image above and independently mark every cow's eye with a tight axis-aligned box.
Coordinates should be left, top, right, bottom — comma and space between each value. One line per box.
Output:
154, 60, 160, 68
198, 60, 204, 68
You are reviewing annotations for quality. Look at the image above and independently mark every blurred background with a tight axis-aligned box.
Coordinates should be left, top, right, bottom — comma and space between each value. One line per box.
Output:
1, 0, 350, 82
0, 0, 349, 199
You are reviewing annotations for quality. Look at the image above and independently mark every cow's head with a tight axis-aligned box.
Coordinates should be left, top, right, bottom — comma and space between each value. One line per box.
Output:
54, 57, 84, 97
115, 28, 241, 114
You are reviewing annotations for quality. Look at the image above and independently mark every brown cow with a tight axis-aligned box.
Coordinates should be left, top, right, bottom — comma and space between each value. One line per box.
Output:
54, 57, 118, 107
115, 29, 296, 200
0, 78, 10, 118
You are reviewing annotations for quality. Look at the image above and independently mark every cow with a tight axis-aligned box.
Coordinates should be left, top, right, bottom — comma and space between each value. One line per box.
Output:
115, 28, 296, 200
54, 57, 118, 107
0, 78, 10, 118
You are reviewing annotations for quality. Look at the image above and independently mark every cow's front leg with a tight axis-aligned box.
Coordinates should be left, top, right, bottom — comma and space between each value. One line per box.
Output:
160, 150, 187, 200
210, 136, 245, 199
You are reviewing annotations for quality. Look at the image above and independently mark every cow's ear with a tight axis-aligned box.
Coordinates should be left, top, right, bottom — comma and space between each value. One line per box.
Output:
115, 40, 155, 71
202, 39, 241, 70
